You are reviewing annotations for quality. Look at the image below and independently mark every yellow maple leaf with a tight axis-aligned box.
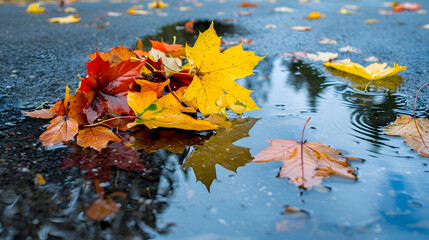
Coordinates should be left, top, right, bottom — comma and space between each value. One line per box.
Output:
49, 14, 80, 24
324, 61, 406, 81
27, 3, 45, 13
127, 89, 218, 131
185, 22, 264, 115
148, 0, 169, 9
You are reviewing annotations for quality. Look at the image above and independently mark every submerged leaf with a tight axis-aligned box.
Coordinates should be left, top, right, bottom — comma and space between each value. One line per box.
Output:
185, 22, 263, 115
87, 198, 119, 221
185, 118, 258, 191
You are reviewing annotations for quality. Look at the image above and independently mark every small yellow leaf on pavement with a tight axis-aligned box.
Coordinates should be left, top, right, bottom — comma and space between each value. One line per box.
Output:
306, 12, 325, 19
34, 174, 46, 185
148, 0, 169, 9
49, 14, 80, 24
365, 19, 378, 24
27, 3, 45, 13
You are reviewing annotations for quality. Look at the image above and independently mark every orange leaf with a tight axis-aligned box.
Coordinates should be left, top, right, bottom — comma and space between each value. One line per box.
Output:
384, 115, 429, 158
135, 79, 170, 98
150, 40, 183, 55
87, 198, 119, 221
237, 1, 258, 7
40, 116, 79, 147
24, 108, 54, 119
254, 139, 358, 189
77, 126, 122, 151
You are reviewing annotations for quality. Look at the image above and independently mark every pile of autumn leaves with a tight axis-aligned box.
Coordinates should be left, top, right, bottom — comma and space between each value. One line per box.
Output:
25, 22, 263, 152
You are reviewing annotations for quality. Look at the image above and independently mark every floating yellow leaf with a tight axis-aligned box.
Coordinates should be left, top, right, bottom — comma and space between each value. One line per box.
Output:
148, 0, 169, 9
64, 7, 77, 13
306, 12, 325, 19
26, 3, 45, 13
185, 22, 263, 115
324, 61, 406, 80
49, 14, 80, 24
127, 89, 217, 131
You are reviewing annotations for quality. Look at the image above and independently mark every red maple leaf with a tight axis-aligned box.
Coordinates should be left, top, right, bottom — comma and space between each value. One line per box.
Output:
79, 53, 146, 123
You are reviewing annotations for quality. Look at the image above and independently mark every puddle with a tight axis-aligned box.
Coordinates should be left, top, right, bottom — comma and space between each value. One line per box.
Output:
1, 22, 429, 240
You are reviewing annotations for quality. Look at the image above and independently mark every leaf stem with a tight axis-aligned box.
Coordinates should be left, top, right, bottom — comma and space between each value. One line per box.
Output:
82, 116, 137, 128
301, 117, 311, 143
413, 82, 429, 153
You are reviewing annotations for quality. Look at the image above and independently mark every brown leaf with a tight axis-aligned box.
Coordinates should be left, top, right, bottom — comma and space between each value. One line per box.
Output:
384, 115, 429, 158
40, 116, 79, 147
23, 108, 54, 119
87, 198, 119, 221
76, 126, 122, 151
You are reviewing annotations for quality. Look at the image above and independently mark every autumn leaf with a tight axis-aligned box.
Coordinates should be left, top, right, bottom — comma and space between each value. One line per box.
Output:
76, 126, 122, 151
150, 40, 183, 56
135, 79, 170, 98
26, 3, 45, 13
89, 46, 145, 66
384, 115, 429, 158
34, 174, 46, 185
40, 115, 79, 147
79, 53, 146, 123
87, 198, 119, 221
127, 88, 218, 131
148, 0, 169, 9
62, 142, 144, 182
185, 118, 258, 190
49, 14, 80, 24
305, 12, 325, 19
306, 52, 338, 62
238, 1, 258, 7
290, 26, 312, 31
24, 108, 54, 119
185, 22, 263, 115
253, 118, 359, 189
324, 61, 406, 90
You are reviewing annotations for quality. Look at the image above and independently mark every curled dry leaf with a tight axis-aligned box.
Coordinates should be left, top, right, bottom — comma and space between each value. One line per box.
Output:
185, 21, 263, 115
24, 108, 54, 119
338, 8, 358, 15
273, 7, 295, 13
306, 52, 338, 62
49, 14, 80, 24
26, 3, 45, 13
324, 61, 406, 80
384, 115, 429, 158
318, 37, 337, 45
290, 26, 312, 31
